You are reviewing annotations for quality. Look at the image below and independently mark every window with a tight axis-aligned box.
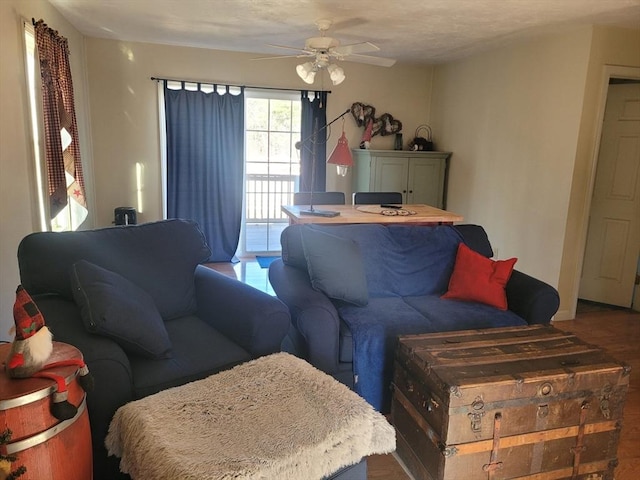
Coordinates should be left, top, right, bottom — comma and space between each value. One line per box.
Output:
24, 23, 48, 231
242, 90, 301, 254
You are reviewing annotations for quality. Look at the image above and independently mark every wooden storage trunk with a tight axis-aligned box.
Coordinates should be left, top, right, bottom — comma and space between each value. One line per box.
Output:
391, 325, 630, 480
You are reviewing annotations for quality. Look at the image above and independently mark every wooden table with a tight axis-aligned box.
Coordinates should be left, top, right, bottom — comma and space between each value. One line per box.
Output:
281, 204, 463, 225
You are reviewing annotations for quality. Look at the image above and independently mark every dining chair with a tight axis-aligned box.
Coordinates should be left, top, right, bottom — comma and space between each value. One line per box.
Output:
352, 192, 403, 205
293, 191, 346, 205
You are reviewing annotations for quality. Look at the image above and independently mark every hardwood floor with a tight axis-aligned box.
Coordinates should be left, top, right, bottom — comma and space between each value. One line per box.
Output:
553, 309, 640, 480
207, 259, 640, 479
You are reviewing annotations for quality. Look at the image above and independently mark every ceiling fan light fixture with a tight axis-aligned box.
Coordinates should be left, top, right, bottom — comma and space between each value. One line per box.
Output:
296, 61, 316, 84
327, 63, 345, 85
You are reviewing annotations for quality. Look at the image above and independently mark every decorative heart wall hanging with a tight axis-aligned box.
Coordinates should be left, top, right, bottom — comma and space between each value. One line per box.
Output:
350, 102, 376, 127
379, 113, 402, 136
350, 102, 402, 139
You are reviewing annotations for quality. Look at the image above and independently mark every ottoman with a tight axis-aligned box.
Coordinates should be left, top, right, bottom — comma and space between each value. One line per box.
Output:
105, 352, 395, 480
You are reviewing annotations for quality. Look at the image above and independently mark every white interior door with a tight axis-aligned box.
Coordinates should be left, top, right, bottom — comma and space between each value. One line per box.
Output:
579, 82, 640, 306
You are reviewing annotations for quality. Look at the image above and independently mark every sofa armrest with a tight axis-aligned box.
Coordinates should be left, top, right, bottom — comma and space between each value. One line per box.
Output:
31, 295, 134, 451
268, 259, 342, 374
194, 265, 290, 357
506, 270, 560, 325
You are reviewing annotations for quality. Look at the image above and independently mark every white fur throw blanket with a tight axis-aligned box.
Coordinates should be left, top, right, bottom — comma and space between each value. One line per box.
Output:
105, 353, 395, 480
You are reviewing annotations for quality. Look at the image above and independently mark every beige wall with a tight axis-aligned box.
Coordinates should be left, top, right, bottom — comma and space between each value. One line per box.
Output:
557, 26, 640, 320
430, 27, 594, 290
0, 0, 93, 341
85, 37, 434, 226
430, 25, 640, 320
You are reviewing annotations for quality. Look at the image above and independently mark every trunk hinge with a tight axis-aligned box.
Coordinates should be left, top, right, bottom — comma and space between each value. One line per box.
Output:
483, 412, 504, 479
600, 384, 612, 419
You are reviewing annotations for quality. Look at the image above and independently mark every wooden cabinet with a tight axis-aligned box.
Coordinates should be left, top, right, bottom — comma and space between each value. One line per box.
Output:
351, 150, 451, 208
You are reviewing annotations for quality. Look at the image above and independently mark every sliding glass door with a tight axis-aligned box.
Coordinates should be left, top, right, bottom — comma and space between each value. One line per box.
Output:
241, 89, 301, 254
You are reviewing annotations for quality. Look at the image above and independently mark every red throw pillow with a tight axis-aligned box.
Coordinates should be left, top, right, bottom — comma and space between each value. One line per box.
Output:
442, 242, 517, 310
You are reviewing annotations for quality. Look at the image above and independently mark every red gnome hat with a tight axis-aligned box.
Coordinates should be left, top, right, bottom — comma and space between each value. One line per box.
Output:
6, 285, 94, 421
7, 285, 53, 377
13, 284, 46, 339
360, 118, 374, 149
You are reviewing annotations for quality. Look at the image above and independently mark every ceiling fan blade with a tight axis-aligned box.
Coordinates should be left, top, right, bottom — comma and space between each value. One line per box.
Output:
265, 43, 311, 55
344, 54, 396, 67
251, 54, 311, 61
333, 41, 380, 55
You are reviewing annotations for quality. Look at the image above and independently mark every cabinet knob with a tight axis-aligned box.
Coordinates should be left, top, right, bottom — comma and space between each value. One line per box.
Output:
409, 190, 413, 194
403, 190, 407, 193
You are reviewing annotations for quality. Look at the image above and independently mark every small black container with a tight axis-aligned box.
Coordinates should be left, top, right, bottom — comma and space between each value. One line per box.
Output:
394, 133, 403, 150
114, 207, 137, 225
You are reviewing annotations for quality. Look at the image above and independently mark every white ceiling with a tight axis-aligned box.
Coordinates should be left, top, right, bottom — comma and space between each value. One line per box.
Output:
49, 0, 640, 64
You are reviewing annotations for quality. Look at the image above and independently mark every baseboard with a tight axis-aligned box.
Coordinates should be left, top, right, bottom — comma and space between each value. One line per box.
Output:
552, 308, 574, 322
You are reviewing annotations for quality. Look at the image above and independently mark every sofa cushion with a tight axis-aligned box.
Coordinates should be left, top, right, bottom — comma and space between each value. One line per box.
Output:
301, 226, 369, 307
402, 295, 527, 330
338, 295, 527, 412
281, 224, 463, 298
442, 243, 517, 310
18, 219, 211, 320
71, 260, 172, 359
129, 315, 252, 398
337, 297, 437, 412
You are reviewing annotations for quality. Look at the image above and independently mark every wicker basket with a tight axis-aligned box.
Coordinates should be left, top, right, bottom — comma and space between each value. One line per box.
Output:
408, 124, 434, 151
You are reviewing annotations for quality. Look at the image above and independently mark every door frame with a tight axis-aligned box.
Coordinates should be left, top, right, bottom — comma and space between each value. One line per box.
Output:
569, 65, 640, 316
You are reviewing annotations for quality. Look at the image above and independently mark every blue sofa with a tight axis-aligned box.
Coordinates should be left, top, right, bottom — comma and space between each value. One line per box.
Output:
17, 219, 291, 480
269, 223, 560, 412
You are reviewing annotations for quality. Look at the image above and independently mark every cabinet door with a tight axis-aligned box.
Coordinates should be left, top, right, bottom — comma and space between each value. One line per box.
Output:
372, 156, 409, 199
407, 158, 445, 207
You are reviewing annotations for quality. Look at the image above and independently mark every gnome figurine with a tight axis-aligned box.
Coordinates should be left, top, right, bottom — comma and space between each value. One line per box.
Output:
5, 285, 94, 420
6, 285, 53, 378
359, 118, 374, 149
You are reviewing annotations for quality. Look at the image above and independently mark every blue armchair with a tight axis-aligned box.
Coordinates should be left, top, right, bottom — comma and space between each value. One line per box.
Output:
17, 219, 290, 480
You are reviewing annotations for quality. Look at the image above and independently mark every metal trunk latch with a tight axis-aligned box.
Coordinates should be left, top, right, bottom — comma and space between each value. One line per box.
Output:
537, 404, 550, 418
468, 397, 486, 433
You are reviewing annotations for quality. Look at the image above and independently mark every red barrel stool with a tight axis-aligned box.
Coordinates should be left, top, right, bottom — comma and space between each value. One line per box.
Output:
1, 342, 92, 480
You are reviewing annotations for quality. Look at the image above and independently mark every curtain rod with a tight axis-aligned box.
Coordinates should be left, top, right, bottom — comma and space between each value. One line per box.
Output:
150, 77, 331, 94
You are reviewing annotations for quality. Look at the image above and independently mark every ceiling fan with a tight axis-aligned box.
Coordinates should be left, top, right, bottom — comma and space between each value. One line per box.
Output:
254, 20, 396, 85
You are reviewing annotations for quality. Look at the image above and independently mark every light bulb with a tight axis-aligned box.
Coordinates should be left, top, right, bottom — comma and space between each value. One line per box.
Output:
296, 62, 316, 84
327, 64, 345, 85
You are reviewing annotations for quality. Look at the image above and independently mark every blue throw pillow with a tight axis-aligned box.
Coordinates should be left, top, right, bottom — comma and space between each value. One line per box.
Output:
300, 226, 369, 307
70, 260, 172, 359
